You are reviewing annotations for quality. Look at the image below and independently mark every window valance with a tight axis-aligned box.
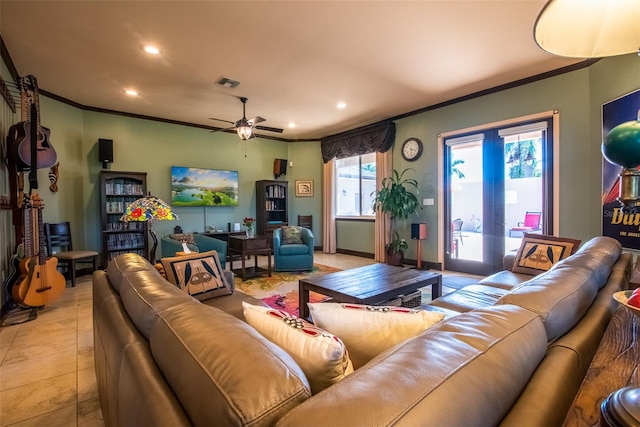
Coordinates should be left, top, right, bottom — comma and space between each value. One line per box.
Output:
321, 122, 395, 163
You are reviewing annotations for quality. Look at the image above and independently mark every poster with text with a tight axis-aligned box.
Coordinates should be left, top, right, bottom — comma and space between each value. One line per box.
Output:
602, 89, 640, 249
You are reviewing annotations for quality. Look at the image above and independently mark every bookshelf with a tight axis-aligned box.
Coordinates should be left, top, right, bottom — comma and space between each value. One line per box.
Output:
256, 180, 288, 242
99, 170, 148, 267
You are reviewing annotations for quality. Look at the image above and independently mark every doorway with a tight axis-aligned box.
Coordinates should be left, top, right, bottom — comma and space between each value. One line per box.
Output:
443, 119, 553, 276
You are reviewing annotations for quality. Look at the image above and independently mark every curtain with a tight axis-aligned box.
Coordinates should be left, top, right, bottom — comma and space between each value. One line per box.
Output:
374, 150, 392, 262
322, 159, 337, 253
321, 121, 395, 163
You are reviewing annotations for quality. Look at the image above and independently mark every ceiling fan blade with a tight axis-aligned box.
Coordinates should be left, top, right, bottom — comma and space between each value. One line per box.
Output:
255, 125, 284, 134
208, 117, 235, 125
248, 116, 266, 125
209, 125, 236, 133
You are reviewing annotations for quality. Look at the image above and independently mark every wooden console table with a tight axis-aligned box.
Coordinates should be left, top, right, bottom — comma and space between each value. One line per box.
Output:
228, 235, 271, 281
563, 305, 640, 426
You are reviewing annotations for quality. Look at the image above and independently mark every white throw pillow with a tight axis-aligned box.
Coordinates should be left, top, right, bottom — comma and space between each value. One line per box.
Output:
308, 303, 445, 369
242, 302, 354, 394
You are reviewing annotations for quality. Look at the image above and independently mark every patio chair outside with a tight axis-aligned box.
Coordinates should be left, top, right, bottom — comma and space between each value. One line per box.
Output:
509, 211, 542, 237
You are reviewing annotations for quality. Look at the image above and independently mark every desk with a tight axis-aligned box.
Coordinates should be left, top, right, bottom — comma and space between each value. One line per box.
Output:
228, 235, 271, 281
563, 305, 640, 426
298, 263, 442, 320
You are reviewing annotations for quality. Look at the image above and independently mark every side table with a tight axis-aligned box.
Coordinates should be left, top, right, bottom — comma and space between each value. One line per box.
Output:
228, 235, 272, 281
563, 305, 640, 426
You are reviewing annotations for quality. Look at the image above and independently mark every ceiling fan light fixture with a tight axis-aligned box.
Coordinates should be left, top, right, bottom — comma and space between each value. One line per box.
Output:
143, 45, 160, 55
534, 0, 640, 58
237, 124, 253, 140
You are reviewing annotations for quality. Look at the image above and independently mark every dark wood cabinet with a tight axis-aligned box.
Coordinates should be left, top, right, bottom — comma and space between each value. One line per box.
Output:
256, 180, 288, 242
99, 170, 148, 267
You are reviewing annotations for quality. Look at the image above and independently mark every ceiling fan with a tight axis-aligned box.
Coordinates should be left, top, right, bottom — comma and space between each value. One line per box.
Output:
208, 97, 284, 140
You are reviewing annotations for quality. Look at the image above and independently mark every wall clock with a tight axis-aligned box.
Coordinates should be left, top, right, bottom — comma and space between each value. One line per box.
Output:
401, 138, 423, 161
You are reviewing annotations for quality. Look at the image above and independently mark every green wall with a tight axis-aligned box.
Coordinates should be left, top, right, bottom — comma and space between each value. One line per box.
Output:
31, 100, 322, 255
3, 53, 639, 274
335, 53, 639, 263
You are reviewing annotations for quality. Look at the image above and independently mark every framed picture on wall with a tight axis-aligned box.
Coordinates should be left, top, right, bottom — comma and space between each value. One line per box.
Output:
295, 180, 313, 197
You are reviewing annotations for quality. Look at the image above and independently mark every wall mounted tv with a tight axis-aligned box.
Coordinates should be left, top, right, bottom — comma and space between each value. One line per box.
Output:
171, 166, 239, 207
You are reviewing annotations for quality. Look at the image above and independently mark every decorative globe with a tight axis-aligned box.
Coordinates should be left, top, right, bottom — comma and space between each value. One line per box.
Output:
601, 119, 640, 168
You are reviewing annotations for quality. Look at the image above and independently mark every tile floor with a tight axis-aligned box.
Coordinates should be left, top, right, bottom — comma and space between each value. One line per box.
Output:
0, 252, 474, 426
0, 275, 103, 426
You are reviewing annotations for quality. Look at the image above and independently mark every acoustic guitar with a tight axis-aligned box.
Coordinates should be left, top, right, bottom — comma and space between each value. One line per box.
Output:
12, 193, 66, 307
7, 75, 57, 171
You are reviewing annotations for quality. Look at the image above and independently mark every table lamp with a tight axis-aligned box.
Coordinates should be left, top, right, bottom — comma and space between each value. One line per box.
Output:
120, 193, 179, 263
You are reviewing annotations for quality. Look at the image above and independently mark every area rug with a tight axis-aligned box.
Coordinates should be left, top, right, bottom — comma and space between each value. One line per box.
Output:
234, 264, 341, 317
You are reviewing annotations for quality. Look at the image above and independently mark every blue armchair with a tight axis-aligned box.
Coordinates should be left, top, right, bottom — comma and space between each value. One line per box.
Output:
161, 233, 227, 269
273, 227, 314, 272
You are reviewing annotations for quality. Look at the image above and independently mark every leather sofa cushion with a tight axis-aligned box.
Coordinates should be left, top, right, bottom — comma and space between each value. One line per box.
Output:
107, 253, 157, 294
498, 265, 598, 342
108, 254, 196, 339
552, 236, 622, 290
151, 302, 311, 426
478, 270, 532, 290
203, 289, 268, 320
276, 305, 547, 427
428, 284, 509, 313
498, 236, 622, 342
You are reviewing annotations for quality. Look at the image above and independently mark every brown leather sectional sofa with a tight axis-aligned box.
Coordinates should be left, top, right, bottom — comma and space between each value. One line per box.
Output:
93, 236, 632, 426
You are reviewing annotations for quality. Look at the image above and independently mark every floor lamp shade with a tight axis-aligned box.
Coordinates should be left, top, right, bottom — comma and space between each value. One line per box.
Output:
120, 194, 179, 263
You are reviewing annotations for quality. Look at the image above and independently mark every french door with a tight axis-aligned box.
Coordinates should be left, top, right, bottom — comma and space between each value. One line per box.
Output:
443, 119, 553, 276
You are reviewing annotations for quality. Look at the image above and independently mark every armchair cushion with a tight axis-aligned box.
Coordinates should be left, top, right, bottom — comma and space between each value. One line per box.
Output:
281, 226, 303, 244
279, 244, 311, 256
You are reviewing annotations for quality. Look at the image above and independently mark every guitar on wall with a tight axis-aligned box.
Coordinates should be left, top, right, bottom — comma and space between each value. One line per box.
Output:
7, 74, 57, 171
12, 193, 66, 307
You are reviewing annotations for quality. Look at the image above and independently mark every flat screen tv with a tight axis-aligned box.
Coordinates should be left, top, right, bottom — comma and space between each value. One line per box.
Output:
171, 166, 239, 207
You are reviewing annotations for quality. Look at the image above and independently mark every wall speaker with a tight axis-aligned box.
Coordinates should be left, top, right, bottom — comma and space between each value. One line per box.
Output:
274, 158, 287, 179
411, 223, 428, 240
98, 138, 113, 168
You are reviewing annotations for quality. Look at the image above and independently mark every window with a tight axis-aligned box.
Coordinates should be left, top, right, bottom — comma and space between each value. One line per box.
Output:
335, 152, 376, 217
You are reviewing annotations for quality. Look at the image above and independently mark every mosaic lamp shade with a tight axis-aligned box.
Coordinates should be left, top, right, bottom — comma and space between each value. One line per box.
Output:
120, 194, 179, 263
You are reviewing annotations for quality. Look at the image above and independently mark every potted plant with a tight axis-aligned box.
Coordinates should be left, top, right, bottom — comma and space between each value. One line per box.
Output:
371, 168, 422, 266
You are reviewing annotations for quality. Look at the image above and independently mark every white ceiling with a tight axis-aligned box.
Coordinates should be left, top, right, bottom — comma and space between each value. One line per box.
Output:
0, 0, 583, 141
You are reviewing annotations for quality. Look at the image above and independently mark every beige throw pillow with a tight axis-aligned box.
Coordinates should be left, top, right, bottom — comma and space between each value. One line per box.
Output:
161, 250, 232, 301
511, 233, 581, 276
308, 302, 445, 369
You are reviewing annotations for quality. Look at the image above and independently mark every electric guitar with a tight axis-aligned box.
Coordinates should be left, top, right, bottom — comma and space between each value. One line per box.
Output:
7, 75, 57, 171
12, 193, 66, 307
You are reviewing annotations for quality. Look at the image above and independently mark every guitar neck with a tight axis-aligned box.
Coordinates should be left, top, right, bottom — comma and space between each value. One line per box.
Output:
19, 75, 41, 129
37, 206, 45, 265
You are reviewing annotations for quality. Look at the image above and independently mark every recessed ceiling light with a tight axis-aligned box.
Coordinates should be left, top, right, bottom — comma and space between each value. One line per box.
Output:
143, 45, 160, 55
337, 102, 347, 109
124, 89, 139, 96
287, 122, 296, 128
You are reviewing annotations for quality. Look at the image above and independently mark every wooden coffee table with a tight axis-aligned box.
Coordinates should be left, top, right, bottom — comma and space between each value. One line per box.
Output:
228, 235, 272, 281
299, 263, 442, 319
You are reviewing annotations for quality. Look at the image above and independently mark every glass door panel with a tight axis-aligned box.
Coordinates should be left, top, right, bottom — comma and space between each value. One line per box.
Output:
450, 141, 483, 262
501, 122, 549, 254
